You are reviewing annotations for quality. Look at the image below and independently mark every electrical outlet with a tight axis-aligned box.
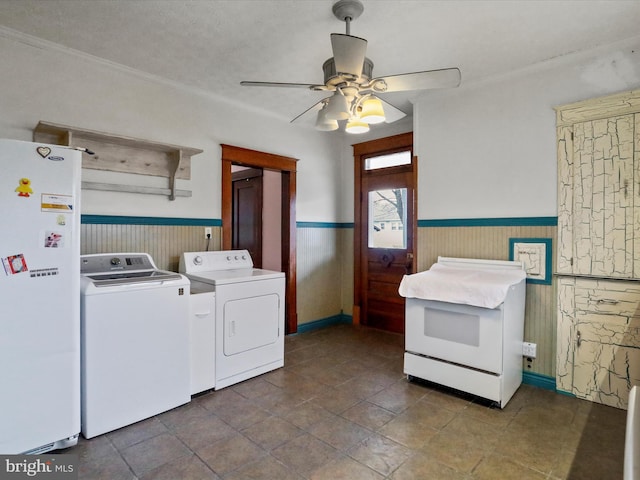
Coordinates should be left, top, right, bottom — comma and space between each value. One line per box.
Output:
204, 227, 212, 239
523, 342, 537, 358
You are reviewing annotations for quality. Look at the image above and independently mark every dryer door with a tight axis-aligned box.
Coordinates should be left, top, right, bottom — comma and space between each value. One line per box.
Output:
215, 276, 285, 389
223, 293, 279, 355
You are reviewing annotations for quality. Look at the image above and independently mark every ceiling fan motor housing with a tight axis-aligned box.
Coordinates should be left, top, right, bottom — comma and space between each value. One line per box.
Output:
323, 57, 373, 87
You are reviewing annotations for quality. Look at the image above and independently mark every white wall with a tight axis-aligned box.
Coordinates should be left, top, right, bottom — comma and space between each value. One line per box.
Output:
414, 37, 640, 220
0, 29, 340, 222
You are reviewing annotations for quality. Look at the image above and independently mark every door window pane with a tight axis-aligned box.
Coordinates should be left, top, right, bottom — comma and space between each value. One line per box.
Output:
368, 188, 407, 249
365, 151, 411, 170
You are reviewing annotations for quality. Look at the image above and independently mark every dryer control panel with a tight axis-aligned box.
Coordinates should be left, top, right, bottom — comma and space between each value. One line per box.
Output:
180, 250, 253, 273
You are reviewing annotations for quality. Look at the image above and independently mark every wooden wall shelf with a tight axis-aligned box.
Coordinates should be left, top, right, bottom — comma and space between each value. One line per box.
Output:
33, 121, 203, 200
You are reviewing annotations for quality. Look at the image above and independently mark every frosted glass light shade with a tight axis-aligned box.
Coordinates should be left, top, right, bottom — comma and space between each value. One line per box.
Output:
315, 107, 339, 131
345, 118, 370, 134
325, 93, 350, 120
360, 97, 385, 124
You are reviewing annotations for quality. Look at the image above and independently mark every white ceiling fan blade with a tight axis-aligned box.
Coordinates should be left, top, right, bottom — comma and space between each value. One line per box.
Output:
241, 81, 322, 89
331, 33, 367, 77
376, 97, 406, 123
378, 68, 461, 93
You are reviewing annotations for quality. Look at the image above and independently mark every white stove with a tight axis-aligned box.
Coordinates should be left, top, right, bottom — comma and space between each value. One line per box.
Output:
179, 250, 285, 390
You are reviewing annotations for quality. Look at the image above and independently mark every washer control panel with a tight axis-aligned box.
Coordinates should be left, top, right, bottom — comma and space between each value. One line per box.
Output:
81, 253, 156, 274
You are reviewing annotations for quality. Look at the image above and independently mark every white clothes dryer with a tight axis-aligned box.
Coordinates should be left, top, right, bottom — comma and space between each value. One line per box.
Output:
179, 250, 285, 389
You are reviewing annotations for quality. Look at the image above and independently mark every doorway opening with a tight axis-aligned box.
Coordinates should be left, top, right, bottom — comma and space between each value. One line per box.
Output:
221, 144, 298, 334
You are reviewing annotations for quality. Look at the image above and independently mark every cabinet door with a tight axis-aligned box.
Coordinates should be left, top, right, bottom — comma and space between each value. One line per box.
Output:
573, 115, 635, 277
572, 279, 640, 409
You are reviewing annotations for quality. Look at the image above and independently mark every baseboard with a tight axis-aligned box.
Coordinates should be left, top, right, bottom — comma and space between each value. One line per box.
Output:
522, 371, 556, 391
296, 313, 353, 334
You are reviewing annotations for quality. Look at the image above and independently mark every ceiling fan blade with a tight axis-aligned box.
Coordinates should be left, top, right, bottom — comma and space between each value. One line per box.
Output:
378, 68, 461, 93
290, 99, 327, 124
376, 97, 407, 123
331, 33, 367, 77
241, 81, 321, 89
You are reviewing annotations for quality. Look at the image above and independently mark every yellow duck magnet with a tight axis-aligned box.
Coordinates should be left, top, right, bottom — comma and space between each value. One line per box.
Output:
15, 178, 33, 197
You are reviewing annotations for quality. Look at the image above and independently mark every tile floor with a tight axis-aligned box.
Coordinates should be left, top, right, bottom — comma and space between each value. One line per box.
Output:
71, 324, 626, 479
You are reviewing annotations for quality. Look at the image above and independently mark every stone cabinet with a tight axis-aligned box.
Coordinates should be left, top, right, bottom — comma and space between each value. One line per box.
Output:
556, 90, 640, 409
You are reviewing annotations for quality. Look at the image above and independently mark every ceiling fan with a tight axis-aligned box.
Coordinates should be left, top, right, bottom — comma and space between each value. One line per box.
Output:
241, 0, 461, 134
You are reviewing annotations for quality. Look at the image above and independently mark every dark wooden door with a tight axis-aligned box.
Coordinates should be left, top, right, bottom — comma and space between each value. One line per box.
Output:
232, 168, 263, 268
354, 133, 416, 334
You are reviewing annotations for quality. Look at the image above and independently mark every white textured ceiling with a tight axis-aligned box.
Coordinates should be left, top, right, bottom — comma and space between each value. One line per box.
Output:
2, 0, 640, 126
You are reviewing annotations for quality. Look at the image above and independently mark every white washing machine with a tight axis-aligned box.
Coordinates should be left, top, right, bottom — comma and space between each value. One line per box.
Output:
179, 250, 285, 389
80, 253, 190, 438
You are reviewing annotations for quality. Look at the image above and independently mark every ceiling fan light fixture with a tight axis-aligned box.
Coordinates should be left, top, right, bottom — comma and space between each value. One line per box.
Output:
345, 118, 369, 134
315, 107, 339, 131
324, 93, 350, 120
360, 96, 385, 124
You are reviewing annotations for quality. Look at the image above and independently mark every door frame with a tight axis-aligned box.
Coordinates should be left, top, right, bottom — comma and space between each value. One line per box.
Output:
352, 132, 417, 326
221, 144, 298, 334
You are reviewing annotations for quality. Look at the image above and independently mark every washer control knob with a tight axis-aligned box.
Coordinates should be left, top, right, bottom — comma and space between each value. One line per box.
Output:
235, 255, 239, 260
242, 255, 247, 260
110, 257, 121, 266
226, 256, 232, 261
193, 256, 203, 265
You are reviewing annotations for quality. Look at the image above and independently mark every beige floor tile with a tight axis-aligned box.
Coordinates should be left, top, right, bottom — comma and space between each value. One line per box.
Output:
341, 400, 397, 430
241, 415, 304, 451
284, 401, 338, 429
390, 452, 468, 480
106, 417, 168, 450
120, 433, 191, 477
271, 433, 339, 477
225, 456, 303, 480
308, 415, 373, 451
197, 433, 266, 477
309, 455, 384, 480
139, 454, 220, 480
348, 433, 413, 476
472, 453, 547, 480
173, 414, 236, 450
420, 430, 485, 473
378, 414, 438, 449
368, 381, 428, 414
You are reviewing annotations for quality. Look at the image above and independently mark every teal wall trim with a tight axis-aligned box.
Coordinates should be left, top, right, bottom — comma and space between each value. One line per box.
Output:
297, 222, 354, 229
295, 314, 353, 334
418, 217, 558, 228
522, 371, 556, 391
81, 215, 222, 226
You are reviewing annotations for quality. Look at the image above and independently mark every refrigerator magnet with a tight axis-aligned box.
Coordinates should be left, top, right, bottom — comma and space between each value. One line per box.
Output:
15, 178, 33, 197
44, 231, 64, 248
41, 193, 74, 213
36, 146, 51, 158
2, 254, 28, 276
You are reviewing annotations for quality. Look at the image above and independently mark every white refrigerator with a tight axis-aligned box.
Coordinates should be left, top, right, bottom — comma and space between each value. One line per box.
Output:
0, 139, 81, 453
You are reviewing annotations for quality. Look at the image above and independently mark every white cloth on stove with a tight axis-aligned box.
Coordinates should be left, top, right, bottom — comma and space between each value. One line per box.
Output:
398, 263, 526, 309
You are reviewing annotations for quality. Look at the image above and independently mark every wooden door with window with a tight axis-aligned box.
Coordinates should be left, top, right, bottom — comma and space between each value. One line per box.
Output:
354, 133, 416, 334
